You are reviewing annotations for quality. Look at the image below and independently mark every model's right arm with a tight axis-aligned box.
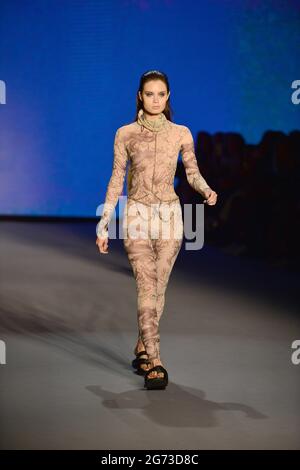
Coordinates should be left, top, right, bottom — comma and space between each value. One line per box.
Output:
96, 128, 128, 238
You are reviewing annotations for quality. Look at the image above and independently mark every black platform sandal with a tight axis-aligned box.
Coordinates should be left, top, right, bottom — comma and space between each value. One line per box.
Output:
131, 351, 148, 369
132, 351, 151, 376
144, 365, 168, 390
136, 358, 151, 376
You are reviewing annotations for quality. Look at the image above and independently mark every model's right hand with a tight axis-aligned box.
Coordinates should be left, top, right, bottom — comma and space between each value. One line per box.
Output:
96, 236, 109, 254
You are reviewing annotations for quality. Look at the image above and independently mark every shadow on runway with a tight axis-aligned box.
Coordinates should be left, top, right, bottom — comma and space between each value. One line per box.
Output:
86, 383, 267, 428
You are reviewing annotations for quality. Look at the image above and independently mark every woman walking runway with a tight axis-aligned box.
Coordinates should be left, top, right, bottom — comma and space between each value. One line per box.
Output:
96, 70, 217, 389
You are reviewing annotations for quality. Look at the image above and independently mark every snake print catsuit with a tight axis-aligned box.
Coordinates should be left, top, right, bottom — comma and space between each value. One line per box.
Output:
97, 109, 211, 362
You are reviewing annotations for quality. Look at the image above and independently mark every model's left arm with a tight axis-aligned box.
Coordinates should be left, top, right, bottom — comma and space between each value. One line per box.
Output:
180, 125, 211, 197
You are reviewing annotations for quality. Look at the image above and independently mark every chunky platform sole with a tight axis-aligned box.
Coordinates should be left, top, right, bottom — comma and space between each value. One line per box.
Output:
144, 365, 168, 390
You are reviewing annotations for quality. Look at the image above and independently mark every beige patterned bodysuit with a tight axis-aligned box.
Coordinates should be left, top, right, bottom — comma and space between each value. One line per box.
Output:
97, 109, 211, 362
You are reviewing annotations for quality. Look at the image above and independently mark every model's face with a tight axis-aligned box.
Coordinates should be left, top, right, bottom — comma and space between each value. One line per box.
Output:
139, 79, 170, 116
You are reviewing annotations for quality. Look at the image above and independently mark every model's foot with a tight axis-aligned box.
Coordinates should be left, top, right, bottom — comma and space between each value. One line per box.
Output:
141, 358, 165, 379
134, 341, 164, 378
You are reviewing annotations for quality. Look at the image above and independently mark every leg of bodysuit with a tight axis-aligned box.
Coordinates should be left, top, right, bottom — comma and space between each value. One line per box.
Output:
133, 236, 182, 351
153, 202, 184, 325
123, 200, 183, 362
154, 237, 183, 323
124, 236, 160, 361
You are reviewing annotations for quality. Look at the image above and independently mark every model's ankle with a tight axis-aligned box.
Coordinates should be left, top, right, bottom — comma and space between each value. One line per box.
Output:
134, 341, 145, 354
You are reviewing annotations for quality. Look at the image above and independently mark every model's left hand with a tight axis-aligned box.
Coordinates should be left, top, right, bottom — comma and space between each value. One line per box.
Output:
202, 188, 218, 205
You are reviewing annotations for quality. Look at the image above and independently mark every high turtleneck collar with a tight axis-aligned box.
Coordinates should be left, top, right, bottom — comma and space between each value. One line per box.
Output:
137, 108, 168, 132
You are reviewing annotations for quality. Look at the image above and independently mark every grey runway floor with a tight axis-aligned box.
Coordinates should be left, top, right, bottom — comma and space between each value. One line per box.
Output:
0, 220, 299, 449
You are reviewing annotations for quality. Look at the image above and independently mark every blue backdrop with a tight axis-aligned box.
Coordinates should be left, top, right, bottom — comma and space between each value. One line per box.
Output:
0, 0, 299, 216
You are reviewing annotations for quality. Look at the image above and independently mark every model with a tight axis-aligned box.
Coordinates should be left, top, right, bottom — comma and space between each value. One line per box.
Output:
96, 70, 217, 390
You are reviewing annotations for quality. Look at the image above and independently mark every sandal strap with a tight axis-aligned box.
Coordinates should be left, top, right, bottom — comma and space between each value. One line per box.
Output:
135, 350, 147, 358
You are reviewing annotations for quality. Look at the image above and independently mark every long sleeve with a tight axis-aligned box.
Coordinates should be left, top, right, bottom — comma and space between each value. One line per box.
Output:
96, 128, 128, 238
180, 126, 211, 196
